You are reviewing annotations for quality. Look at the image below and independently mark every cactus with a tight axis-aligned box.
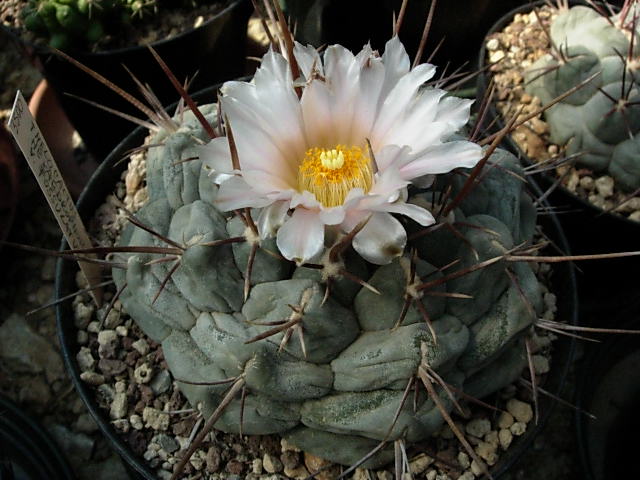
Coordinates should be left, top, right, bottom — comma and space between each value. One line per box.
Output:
110, 100, 543, 468
20, 0, 206, 50
524, 1, 640, 192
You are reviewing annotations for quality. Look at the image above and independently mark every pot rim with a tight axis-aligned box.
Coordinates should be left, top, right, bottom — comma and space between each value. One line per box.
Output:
0, 0, 247, 58
55, 86, 579, 480
475, 0, 640, 230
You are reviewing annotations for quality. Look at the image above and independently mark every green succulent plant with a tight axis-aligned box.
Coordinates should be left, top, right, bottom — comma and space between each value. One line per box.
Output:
110, 101, 543, 468
20, 0, 206, 50
524, 1, 640, 192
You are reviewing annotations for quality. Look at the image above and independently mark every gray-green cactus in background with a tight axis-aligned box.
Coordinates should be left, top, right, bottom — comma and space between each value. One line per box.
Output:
111, 105, 542, 468
524, 2, 640, 192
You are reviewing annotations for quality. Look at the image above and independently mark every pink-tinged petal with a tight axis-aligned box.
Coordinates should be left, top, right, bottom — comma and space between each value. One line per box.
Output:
198, 137, 235, 175
372, 144, 412, 172
371, 62, 437, 141
223, 53, 307, 164
379, 36, 411, 107
224, 101, 297, 184
318, 205, 346, 225
373, 201, 435, 226
398, 141, 483, 179
257, 201, 290, 239
294, 42, 324, 79
369, 166, 409, 198
215, 176, 272, 211
377, 89, 449, 151
242, 169, 294, 194
253, 49, 294, 91
300, 80, 333, 147
290, 190, 322, 209
324, 44, 361, 144
436, 96, 474, 131
352, 55, 385, 139
277, 209, 325, 264
353, 212, 406, 265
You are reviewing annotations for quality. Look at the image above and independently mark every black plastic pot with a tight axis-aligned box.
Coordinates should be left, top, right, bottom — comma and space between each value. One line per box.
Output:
476, 0, 640, 322
9, 0, 251, 161
576, 316, 640, 480
56, 86, 578, 478
0, 394, 75, 480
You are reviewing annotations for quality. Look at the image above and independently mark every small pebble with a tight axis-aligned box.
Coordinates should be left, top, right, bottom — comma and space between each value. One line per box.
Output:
132, 338, 150, 356
499, 428, 513, 450
409, 453, 434, 474
466, 418, 491, 438
507, 398, 533, 423
510, 422, 527, 436
263, 453, 283, 473
595, 176, 614, 198
134, 363, 153, 384
79, 371, 105, 386
497, 411, 514, 429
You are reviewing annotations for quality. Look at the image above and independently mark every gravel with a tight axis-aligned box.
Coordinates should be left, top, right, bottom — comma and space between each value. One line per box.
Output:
484, 5, 640, 222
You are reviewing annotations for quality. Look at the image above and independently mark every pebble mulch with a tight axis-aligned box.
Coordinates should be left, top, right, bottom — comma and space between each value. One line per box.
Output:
66, 145, 562, 480
484, 6, 640, 222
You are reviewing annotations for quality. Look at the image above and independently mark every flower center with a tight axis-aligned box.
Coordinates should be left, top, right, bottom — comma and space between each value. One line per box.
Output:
298, 145, 374, 207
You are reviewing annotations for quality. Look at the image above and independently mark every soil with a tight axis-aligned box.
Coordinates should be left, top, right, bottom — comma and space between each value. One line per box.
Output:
0, 0, 228, 52
483, 5, 640, 223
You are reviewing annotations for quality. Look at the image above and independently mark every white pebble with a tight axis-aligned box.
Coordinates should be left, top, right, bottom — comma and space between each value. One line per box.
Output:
510, 422, 527, 436
507, 398, 533, 423
595, 176, 614, 198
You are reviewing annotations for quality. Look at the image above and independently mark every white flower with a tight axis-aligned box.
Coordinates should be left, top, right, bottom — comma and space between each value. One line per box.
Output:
200, 36, 482, 265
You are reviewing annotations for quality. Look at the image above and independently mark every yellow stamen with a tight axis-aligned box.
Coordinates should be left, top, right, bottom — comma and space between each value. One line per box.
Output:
298, 145, 374, 207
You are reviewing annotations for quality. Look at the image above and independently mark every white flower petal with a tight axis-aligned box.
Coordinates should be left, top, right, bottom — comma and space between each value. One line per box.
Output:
352, 55, 385, 139
257, 201, 290, 239
373, 201, 435, 226
290, 190, 322, 209
300, 79, 333, 147
277, 209, 325, 264
353, 212, 406, 265
373, 144, 412, 172
436, 96, 475, 132
318, 206, 346, 225
399, 141, 483, 179
379, 36, 411, 106
294, 42, 324, 79
242, 169, 294, 194
324, 44, 361, 144
370, 166, 409, 198
216, 176, 272, 211
199, 137, 235, 175
371, 62, 437, 143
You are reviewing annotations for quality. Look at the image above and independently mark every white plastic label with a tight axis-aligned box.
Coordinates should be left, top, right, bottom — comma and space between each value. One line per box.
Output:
8, 91, 102, 306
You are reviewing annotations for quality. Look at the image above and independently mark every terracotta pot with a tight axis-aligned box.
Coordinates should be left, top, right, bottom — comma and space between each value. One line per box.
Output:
28, 79, 99, 199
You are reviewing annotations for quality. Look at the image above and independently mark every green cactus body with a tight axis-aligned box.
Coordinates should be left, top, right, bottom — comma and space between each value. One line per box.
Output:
111, 102, 544, 467
525, 5, 640, 191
